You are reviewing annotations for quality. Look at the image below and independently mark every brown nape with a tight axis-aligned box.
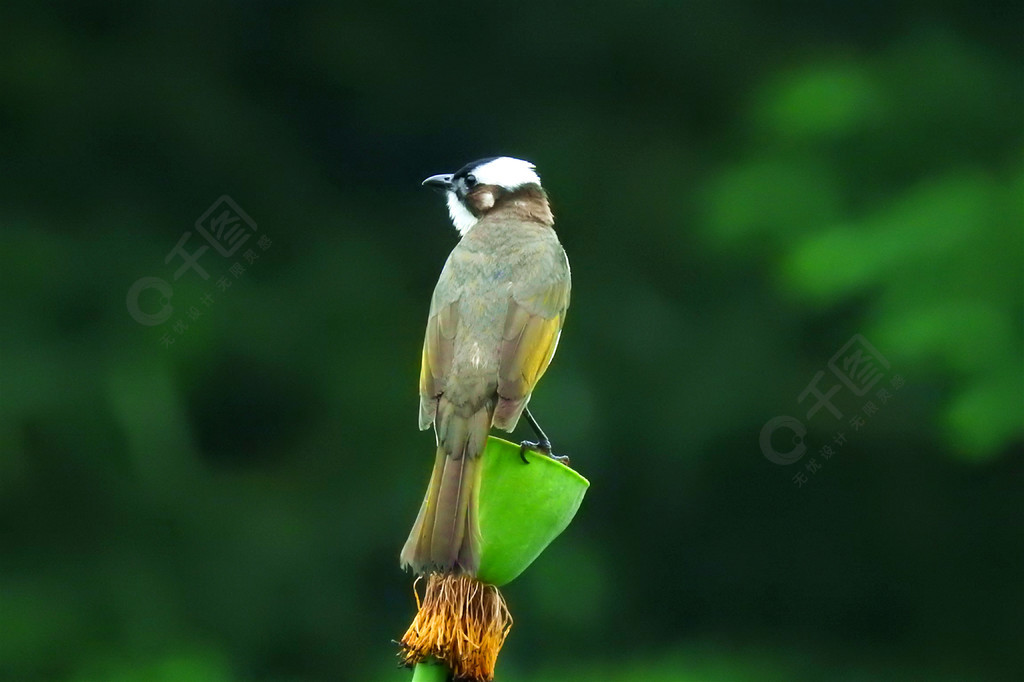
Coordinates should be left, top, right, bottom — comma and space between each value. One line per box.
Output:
468, 185, 554, 226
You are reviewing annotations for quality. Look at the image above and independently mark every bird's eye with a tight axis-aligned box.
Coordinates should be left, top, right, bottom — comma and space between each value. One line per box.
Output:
464, 174, 477, 188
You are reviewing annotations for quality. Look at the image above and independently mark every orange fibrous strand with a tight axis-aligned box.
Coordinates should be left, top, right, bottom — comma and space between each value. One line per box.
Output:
399, 572, 513, 682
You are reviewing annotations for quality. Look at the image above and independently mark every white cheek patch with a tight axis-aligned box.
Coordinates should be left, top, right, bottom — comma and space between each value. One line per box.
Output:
471, 157, 542, 190
446, 191, 479, 236
442, 157, 541, 236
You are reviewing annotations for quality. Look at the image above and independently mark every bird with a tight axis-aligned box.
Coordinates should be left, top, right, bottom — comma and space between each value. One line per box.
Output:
400, 156, 571, 576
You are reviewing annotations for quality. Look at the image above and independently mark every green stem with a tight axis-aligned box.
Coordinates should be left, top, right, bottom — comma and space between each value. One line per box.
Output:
412, 660, 449, 682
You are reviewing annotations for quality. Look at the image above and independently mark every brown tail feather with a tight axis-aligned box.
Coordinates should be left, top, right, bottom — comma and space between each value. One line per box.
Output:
401, 398, 492, 575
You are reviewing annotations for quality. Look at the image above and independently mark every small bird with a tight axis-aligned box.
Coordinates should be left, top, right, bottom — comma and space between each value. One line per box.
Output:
401, 157, 571, 576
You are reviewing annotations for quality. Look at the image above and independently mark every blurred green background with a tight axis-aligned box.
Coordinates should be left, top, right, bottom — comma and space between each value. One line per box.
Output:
1, 1, 1022, 680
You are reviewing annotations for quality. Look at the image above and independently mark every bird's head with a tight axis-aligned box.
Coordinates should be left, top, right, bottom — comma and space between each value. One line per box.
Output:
422, 156, 545, 235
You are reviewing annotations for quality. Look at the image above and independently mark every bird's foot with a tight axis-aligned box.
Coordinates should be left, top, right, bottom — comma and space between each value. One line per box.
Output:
519, 439, 570, 465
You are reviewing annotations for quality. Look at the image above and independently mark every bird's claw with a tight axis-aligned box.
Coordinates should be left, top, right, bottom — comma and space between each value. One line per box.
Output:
518, 439, 570, 465
518, 440, 542, 463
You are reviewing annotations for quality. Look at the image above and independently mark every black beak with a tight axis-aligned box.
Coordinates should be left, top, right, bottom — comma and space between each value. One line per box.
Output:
422, 173, 453, 192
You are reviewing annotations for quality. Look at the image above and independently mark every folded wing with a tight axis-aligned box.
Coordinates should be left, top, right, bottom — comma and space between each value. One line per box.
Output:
493, 274, 570, 430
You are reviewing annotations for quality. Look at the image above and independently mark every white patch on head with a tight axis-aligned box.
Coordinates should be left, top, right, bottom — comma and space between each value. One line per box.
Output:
442, 157, 541, 236
471, 157, 542, 190
447, 192, 479, 236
